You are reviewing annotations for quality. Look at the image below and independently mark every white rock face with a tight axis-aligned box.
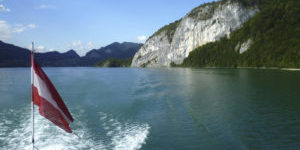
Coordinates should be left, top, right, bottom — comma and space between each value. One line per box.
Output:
238, 39, 252, 54
132, 1, 258, 67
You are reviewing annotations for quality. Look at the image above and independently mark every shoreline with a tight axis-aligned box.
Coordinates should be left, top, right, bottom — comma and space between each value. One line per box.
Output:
0, 66, 300, 71
172, 66, 300, 71
281, 68, 300, 71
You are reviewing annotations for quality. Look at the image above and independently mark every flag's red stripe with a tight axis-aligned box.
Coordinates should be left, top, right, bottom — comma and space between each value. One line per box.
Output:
32, 60, 74, 122
32, 86, 72, 133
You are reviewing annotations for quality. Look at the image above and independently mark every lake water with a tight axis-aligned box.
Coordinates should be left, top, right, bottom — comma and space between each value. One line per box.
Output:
0, 68, 299, 150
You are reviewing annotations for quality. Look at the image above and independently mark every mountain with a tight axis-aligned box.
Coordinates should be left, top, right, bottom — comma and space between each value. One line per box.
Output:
131, 0, 258, 67
0, 41, 142, 67
95, 57, 133, 68
0, 41, 81, 67
0, 41, 31, 67
131, 0, 299, 68
180, 0, 300, 68
34, 50, 80, 67
79, 42, 142, 66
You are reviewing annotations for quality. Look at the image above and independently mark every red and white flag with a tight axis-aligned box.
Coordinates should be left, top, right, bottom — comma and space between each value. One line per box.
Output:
31, 52, 74, 133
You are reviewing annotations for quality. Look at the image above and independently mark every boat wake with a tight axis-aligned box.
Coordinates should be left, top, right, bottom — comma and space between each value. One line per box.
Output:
99, 112, 150, 150
0, 107, 150, 150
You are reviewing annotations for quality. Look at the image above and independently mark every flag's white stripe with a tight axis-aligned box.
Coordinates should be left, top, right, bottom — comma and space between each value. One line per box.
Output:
31, 63, 33, 84
32, 67, 71, 124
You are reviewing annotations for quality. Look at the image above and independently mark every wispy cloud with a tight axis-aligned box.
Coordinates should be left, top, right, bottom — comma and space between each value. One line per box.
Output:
70, 41, 84, 50
12, 24, 37, 33
0, 20, 37, 40
38, 4, 56, 9
27, 45, 47, 52
137, 35, 147, 43
27, 24, 37, 29
0, 20, 12, 40
0, 4, 11, 12
87, 42, 96, 49
68, 41, 98, 56
36, 45, 46, 52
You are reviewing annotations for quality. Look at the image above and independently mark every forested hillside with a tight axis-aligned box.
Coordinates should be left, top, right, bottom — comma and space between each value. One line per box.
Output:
179, 0, 300, 68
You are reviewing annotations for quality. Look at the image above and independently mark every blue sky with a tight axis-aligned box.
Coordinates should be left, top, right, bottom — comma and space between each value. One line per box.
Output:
0, 0, 214, 56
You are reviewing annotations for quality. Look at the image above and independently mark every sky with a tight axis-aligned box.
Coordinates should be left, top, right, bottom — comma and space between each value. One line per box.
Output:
0, 0, 214, 56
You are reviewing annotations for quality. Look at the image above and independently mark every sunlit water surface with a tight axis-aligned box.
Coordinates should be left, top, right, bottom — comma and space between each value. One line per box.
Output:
0, 68, 299, 150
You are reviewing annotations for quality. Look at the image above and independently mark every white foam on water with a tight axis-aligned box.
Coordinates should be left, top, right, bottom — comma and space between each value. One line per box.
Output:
0, 107, 104, 150
99, 112, 150, 150
0, 108, 150, 150
111, 124, 150, 150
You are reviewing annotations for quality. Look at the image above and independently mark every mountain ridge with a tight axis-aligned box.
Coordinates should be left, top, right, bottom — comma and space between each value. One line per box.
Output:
179, 0, 299, 68
131, 0, 259, 67
0, 41, 142, 67
132, 0, 299, 68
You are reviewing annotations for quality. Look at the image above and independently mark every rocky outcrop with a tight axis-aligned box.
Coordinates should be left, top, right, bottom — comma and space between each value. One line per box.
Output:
235, 39, 252, 54
132, 0, 258, 67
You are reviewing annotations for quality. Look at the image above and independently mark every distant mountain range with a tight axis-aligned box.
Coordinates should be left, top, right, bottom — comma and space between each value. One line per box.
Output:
0, 41, 142, 67
80, 42, 142, 66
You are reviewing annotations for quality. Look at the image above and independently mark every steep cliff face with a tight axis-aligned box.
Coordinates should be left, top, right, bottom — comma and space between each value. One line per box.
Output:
132, 1, 258, 67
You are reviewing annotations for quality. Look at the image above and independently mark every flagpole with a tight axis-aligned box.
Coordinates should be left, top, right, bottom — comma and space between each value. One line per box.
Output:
31, 42, 35, 150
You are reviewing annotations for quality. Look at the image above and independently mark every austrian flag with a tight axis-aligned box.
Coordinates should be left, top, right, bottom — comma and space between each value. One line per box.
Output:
31, 52, 74, 133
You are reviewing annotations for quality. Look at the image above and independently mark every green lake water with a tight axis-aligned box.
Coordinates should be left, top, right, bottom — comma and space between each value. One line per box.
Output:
0, 68, 299, 150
